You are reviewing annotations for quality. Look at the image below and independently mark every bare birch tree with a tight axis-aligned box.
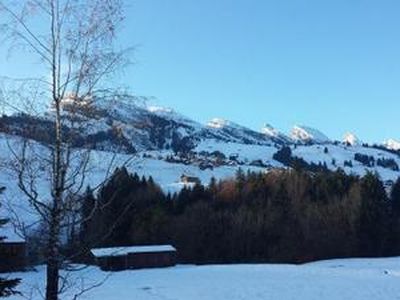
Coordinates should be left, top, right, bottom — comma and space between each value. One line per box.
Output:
0, 1, 131, 299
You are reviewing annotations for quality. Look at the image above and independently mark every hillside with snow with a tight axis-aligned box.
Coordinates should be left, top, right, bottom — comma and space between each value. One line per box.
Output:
0, 100, 399, 189
384, 139, 400, 151
1, 100, 400, 300
1, 99, 400, 237
343, 132, 360, 146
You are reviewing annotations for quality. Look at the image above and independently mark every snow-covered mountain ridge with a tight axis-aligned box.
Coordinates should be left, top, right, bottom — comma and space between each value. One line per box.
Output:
2, 97, 398, 152
1, 99, 400, 239
291, 125, 331, 144
0, 98, 399, 189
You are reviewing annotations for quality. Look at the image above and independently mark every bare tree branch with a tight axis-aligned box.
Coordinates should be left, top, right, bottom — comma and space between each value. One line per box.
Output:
0, 1, 132, 299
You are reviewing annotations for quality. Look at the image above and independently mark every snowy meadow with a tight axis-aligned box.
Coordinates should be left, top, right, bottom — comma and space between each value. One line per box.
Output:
7, 257, 400, 300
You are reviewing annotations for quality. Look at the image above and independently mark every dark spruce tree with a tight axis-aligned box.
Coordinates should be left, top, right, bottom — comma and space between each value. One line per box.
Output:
388, 177, 400, 254
80, 168, 168, 248
94, 167, 139, 246
76, 186, 98, 261
391, 178, 400, 215
273, 146, 292, 166
358, 173, 390, 256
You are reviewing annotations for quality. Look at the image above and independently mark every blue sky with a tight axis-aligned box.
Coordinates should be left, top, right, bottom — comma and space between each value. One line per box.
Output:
1, 0, 400, 142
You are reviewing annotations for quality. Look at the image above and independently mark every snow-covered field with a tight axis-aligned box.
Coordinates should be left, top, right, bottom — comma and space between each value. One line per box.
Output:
6, 257, 400, 300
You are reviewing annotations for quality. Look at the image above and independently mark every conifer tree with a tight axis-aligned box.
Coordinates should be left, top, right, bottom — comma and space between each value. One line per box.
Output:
391, 178, 400, 215
79, 187, 97, 249
359, 173, 389, 255
387, 177, 400, 254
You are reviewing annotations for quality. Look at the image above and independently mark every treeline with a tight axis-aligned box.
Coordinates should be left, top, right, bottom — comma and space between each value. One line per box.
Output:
354, 153, 399, 171
77, 167, 400, 264
273, 146, 329, 172
0, 114, 136, 154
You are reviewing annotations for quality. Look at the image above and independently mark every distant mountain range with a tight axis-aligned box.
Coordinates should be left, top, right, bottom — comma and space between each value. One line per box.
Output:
1, 95, 400, 239
1, 95, 400, 189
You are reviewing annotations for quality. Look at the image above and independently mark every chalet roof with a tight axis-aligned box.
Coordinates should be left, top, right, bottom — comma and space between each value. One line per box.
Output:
91, 245, 176, 258
181, 174, 199, 179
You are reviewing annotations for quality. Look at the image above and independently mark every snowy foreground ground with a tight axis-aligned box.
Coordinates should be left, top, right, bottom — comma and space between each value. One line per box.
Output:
6, 257, 400, 300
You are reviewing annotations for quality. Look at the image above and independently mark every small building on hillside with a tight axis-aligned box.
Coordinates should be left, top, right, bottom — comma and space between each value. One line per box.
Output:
91, 245, 177, 271
0, 231, 26, 272
180, 174, 201, 185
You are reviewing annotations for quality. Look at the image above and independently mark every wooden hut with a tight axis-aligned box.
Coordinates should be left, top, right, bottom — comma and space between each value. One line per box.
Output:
91, 245, 177, 271
180, 175, 201, 185
0, 231, 26, 272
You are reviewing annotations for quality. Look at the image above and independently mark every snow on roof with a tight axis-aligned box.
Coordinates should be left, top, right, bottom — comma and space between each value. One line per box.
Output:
91, 245, 177, 258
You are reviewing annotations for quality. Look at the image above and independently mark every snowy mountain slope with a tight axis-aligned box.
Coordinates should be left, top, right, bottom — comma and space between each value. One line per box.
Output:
1, 127, 400, 238
384, 139, 400, 151
261, 123, 293, 144
8, 256, 400, 300
0, 99, 294, 155
78, 98, 205, 152
205, 118, 281, 146
292, 144, 400, 182
291, 125, 331, 144
64, 98, 292, 150
194, 139, 283, 167
3, 96, 399, 158
0, 133, 265, 237
0, 98, 400, 200
343, 132, 360, 146
191, 137, 400, 184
